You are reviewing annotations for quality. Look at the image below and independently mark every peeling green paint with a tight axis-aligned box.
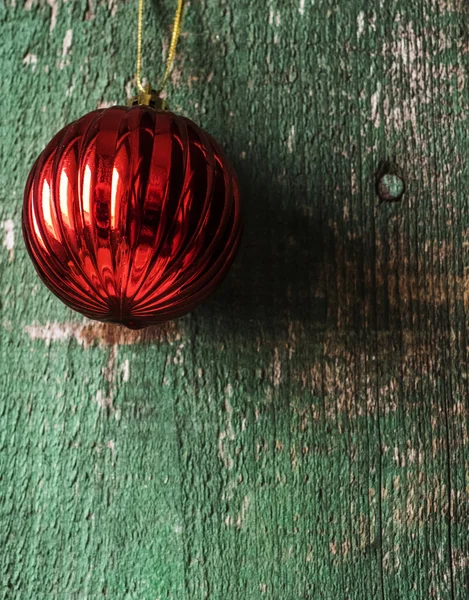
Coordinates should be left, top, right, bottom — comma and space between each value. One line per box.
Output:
2, 0, 469, 598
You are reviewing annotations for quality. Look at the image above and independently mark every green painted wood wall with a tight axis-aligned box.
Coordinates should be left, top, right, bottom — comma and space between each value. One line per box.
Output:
2, 0, 469, 597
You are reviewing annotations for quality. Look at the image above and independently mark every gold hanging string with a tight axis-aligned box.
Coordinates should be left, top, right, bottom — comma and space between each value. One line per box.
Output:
136, 0, 146, 93
136, 0, 184, 95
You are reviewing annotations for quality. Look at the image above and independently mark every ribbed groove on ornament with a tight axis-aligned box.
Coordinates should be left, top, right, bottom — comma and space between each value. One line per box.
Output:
120, 110, 149, 308
51, 116, 108, 311
114, 108, 135, 320
118, 109, 143, 317
100, 107, 132, 319
125, 109, 171, 308
130, 114, 196, 311
134, 117, 202, 309
88, 110, 119, 302
76, 110, 113, 306
165, 125, 217, 286
28, 138, 107, 314
162, 153, 230, 305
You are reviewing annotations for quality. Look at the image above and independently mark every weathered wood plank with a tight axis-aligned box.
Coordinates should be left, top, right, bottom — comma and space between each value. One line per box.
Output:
2, 0, 469, 598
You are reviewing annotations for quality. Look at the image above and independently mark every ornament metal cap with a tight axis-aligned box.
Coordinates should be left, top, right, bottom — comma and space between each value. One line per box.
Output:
127, 84, 167, 110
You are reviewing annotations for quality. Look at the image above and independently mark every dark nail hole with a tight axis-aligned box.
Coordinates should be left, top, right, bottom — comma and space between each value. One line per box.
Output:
377, 173, 405, 203
375, 160, 406, 203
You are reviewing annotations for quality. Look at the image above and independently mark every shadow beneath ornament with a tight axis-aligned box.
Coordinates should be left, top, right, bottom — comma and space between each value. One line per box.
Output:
194, 155, 401, 339
194, 161, 328, 334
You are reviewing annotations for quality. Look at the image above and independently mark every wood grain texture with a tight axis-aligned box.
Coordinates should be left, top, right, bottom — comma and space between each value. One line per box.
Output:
2, 0, 469, 597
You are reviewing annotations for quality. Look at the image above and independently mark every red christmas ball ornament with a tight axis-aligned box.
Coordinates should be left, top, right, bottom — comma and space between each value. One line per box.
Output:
22, 102, 242, 329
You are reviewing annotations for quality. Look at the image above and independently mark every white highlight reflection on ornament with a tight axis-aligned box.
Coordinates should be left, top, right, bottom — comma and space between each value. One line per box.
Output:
41, 178, 56, 239
110, 165, 120, 230
82, 164, 92, 218
59, 169, 71, 229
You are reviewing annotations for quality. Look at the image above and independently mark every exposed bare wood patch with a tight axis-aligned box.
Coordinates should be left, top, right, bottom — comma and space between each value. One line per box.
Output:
24, 319, 183, 347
